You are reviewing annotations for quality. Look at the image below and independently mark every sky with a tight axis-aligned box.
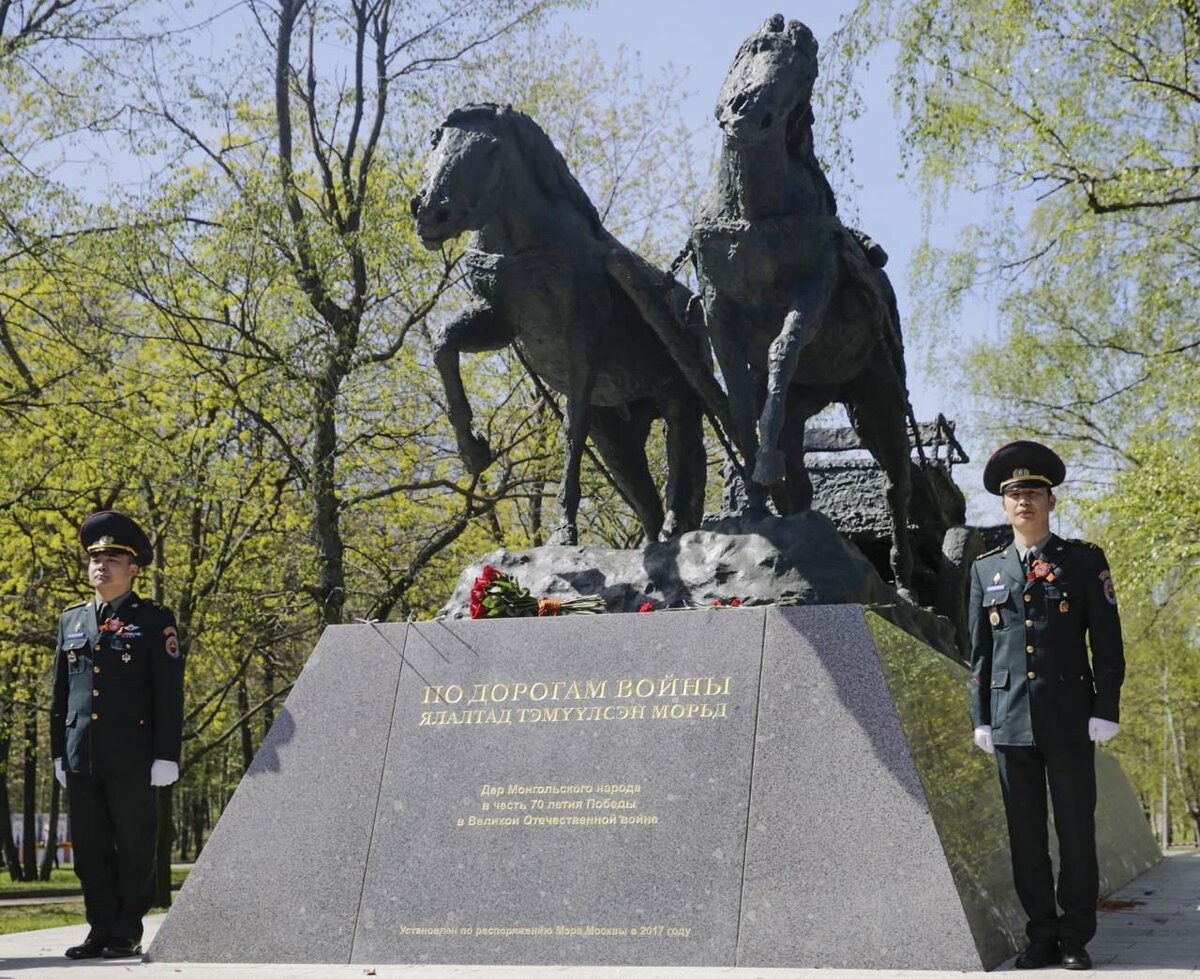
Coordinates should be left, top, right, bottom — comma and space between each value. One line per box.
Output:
135, 0, 1006, 523
561, 1, 1004, 522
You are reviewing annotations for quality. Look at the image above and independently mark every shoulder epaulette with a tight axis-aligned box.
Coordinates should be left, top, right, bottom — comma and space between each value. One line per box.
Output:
975, 543, 1006, 561
61, 601, 88, 613
1063, 538, 1102, 550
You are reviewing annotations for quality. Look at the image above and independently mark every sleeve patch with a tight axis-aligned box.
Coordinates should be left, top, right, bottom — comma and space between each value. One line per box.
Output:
164, 625, 178, 638
165, 635, 181, 658
1102, 576, 1118, 606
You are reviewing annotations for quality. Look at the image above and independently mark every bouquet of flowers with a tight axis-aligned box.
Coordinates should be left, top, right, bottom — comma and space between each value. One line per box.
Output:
469, 565, 605, 619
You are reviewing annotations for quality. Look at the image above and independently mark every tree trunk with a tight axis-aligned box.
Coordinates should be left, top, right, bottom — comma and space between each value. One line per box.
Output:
262, 648, 275, 737
0, 729, 22, 880
192, 793, 207, 860
312, 391, 346, 625
38, 775, 61, 879
237, 677, 254, 772
530, 478, 546, 547
176, 788, 190, 863
20, 714, 38, 880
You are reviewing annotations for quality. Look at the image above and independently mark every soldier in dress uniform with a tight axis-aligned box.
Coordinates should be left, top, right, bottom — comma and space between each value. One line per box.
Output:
49, 511, 184, 960
969, 441, 1124, 971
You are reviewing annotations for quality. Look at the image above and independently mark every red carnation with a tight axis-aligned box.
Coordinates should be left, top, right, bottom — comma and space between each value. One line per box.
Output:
481, 564, 500, 584
711, 599, 723, 607
730, 598, 742, 607
638, 602, 654, 613
469, 595, 484, 619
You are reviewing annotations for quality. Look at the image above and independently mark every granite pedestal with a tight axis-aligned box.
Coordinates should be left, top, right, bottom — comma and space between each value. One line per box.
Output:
148, 607, 1158, 969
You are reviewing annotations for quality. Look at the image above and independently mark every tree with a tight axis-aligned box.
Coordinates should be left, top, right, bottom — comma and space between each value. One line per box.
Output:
823, 0, 1199, 839
0, 0, 707, 885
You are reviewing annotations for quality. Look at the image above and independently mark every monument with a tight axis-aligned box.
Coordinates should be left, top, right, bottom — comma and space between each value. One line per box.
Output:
148, 608, 1157, 969
148, 13, 1159, 972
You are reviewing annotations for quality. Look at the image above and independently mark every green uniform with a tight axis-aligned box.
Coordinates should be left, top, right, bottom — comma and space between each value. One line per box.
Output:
968, 533, 1124, 949
49, 592, 184, 945
968, 534, 1123, 744
50, 594, 183, 775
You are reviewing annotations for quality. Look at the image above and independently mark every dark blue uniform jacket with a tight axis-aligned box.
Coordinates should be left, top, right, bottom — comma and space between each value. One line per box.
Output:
49, 594, 184, 778
969, 535, 1124, 747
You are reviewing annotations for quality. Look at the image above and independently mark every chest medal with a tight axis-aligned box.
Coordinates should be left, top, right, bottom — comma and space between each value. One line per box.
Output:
1059, 599, 1070, 614
989, 609, 1001, 627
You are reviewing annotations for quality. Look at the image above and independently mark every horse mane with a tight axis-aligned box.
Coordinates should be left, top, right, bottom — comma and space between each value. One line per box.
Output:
786, 103, 838, 216
441, 103, 605, 238
765, 18, 837, 217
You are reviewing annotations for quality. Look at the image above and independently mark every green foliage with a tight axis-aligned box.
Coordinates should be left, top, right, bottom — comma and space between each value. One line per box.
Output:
826, 0, 1199, 839
0, 0, 713, 860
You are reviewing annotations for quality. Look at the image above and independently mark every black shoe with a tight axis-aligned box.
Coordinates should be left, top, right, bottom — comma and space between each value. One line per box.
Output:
1015, 942, 1061, 969
101, 937, 143, 959
65, 935, 108, 959
1061, 943, 1093, 970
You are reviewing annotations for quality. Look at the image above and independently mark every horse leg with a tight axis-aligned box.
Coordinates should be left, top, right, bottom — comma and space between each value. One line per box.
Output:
707, 296, 766, 512
548, 358, 597, 546
778, 387, 829, 513
844, 363, 916, 603
660, 384, 706, 537
432, 302, 513, 475
753, 276, 833, 487
588, 402, 664, 541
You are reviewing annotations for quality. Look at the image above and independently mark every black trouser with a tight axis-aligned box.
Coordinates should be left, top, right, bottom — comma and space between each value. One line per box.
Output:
995, 742, 1098, 947
66, 772, 157, 943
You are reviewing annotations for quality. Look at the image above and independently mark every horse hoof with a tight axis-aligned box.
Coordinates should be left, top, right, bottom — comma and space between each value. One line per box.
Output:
462, 434, 494, 476
752, 449, 786, 486
548, 526, 578, 546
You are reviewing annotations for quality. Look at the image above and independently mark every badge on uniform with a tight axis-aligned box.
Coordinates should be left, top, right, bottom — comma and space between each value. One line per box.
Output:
122, 652, 132, 663
1099, 569, 1118, 606
989, 609, 1001, 627
67, 651, 78, 664
165, 631, 180, 658
1059, 599, 1070, 614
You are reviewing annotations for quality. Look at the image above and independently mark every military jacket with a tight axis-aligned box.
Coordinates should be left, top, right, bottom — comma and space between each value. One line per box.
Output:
969, 535, 1124, 748
49, 593, 184, 778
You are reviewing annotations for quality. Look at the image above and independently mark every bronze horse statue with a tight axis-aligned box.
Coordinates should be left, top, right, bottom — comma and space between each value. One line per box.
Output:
690, 15, 916, 597
411, 103, 718, 544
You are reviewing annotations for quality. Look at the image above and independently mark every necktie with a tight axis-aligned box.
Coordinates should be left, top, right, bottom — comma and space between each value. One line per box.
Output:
99, 602, 114, 629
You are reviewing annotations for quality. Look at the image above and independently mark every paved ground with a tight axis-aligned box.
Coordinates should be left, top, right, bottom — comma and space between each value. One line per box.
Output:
0, 850, 1194, 978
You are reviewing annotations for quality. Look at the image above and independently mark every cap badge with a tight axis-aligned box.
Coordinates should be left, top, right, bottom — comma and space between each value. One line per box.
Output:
1012, 467, 1030, 477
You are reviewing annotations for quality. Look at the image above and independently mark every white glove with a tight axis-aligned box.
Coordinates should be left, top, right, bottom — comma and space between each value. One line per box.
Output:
54, 757, 66, 789
973, 725, 995, 755
1088, 717, 1120, 743
150, 759, 180, 786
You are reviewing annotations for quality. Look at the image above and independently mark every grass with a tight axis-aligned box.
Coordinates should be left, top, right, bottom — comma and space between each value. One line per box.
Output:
0, 866, 192, 934
0, 865, 189, 897
0, 868, 83, 894
0, 900, 86, 935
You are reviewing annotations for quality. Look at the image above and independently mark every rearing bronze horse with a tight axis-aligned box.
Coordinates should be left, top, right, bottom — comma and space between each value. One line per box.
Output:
690, 14, 916, 598
411, 104, 717, 544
